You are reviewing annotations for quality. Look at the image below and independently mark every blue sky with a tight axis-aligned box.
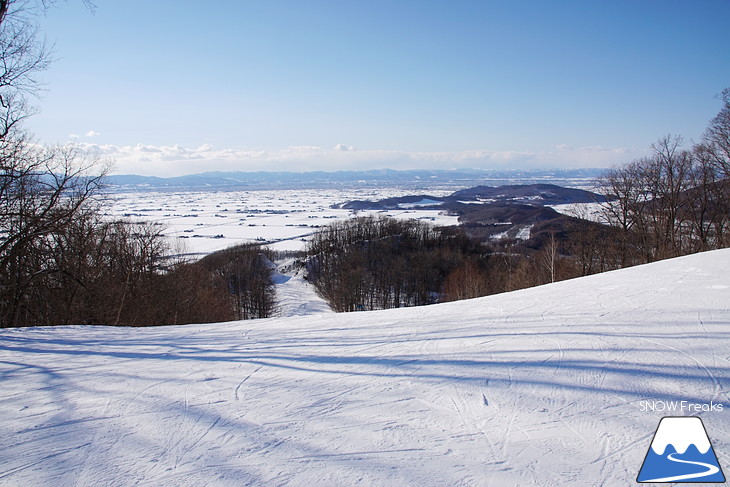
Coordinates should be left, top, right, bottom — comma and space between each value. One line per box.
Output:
29, 0, 730, 176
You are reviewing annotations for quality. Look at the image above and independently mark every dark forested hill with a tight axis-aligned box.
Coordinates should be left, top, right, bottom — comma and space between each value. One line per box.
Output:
338, 183, 604, 211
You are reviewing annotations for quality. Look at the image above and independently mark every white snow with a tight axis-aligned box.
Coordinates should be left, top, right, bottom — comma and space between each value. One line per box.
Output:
1, 249, 729, 486
273, 264, 333, 317
515, 223, 533, 240
490, 223, 532, 242
397, 199, 443, 209
550, 202, 607, 223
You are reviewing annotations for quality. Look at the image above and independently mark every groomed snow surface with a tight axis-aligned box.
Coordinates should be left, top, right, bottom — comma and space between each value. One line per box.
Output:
1, 249, 729, 486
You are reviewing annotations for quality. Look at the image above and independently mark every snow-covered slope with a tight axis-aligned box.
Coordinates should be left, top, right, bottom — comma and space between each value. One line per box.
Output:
1, 250, 729, 486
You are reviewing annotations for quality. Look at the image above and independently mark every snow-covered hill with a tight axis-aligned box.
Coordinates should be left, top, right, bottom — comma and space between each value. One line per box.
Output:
1, 250, 728, 486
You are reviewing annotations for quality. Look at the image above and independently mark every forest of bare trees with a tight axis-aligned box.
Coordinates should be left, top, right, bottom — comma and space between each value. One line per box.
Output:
306, 216, 491, 311
197, 244, 277, 320
1, 206, 277, 327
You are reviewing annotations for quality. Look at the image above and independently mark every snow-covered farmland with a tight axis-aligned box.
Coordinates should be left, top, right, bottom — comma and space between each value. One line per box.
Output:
550, 202, 607, 223
1, 249, 728, 486
102, 189, 459, 255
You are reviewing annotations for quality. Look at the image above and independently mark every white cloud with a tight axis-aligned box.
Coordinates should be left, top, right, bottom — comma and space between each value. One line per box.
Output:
69, 130, 101, 139
73, 142, 638, 177
334, 144, 355, 152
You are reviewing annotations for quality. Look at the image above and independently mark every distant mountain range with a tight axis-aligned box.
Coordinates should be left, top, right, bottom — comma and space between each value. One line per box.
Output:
104, 168, 606, 191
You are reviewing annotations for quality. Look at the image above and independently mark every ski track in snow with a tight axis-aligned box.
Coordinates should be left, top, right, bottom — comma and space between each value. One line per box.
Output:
0, 249, 729, 486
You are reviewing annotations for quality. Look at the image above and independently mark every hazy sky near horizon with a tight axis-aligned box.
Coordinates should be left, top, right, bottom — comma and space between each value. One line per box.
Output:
29, 1, 730, 176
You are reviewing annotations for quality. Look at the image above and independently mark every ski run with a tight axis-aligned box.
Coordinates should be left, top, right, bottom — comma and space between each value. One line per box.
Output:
1, 249, 729, 486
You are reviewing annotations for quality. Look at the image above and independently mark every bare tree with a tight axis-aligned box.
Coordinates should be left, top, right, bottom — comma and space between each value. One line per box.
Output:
695, 89, 730, 248
0, 0, 97, 138
542, 230, 558, 283
0, 0, 108, 327
598, 160, 650, 266
0, 0, 54, 139
442, 260, 488, 301
703, 89, 730, 177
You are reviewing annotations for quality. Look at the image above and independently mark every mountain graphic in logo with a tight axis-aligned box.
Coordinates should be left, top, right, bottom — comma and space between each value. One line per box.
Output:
637, 416, 725, 483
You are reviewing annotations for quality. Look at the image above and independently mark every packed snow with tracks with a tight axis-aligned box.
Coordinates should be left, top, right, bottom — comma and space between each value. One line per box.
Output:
1, 249, 729, 486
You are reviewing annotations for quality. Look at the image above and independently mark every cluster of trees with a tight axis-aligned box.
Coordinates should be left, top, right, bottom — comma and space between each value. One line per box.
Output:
597, 91, 730, 267
1, 202, 277, 327
306, 216, 491, 311
197, 244, 276, 320
2, 210, 174, 326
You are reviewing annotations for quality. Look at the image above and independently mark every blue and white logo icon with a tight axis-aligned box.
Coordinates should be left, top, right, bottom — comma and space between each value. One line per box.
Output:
637, 416, 725, 483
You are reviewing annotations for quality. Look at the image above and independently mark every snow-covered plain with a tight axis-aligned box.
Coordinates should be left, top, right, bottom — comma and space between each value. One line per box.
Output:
102, 189, 459, 255
550, 202, 607, 223
1, 249, 729, 486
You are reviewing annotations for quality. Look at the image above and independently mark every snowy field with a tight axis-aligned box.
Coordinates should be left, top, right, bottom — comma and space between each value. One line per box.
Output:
549, 202, 607, 223
1, 249, 728, 486
102, 188, 460, 255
